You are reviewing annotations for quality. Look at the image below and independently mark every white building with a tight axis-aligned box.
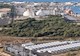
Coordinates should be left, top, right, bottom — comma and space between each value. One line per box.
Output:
76, 3, 80, 6
14, 4, 26, 16
65, 2, 74, 6
16, 7, 26, 16
11, 1, 25, 4
49, 2, 57, 6
36, 8, 60, 16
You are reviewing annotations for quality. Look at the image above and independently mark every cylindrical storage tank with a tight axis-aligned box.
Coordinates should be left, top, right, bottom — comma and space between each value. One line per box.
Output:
36, 9, 45, 16
23, 9, 31, 17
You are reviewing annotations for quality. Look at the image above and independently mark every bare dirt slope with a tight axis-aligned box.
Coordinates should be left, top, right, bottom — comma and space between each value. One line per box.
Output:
0, 35, 31, 45
0, 48, 11, 56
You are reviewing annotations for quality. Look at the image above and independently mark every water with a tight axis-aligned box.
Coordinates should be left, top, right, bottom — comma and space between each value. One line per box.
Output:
64, 6, 80, 14
1, 0, 80, 14
71, 6, 80, 14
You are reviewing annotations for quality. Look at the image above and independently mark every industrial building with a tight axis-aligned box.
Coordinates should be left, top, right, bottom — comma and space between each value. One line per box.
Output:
12, 2, 66, 18
4, 41, 80, 56
10, 2, 80, 22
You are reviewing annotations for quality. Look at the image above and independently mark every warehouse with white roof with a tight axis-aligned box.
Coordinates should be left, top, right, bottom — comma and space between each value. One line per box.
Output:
4, 41, 80, 56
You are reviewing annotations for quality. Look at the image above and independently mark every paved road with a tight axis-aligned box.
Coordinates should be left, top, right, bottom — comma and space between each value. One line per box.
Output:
64, 15, 80, 22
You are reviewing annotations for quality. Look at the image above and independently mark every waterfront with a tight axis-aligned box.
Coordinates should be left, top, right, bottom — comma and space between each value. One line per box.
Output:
1, 0, 80, 14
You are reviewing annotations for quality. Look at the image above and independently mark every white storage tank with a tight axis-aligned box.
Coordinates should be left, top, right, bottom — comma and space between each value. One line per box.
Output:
36, 9, 45, 16
23, 9, 34, 17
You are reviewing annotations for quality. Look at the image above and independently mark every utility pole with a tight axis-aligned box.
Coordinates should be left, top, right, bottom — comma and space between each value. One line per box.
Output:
10, 4, 16, 26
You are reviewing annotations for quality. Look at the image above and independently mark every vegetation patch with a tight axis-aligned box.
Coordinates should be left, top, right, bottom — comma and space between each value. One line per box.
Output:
1, 15, 80, 37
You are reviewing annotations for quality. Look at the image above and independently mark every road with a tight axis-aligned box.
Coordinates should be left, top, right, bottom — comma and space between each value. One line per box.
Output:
64, 15, 80, 22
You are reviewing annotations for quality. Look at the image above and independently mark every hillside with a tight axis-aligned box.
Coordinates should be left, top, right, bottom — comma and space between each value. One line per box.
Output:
1, 15, 80, 37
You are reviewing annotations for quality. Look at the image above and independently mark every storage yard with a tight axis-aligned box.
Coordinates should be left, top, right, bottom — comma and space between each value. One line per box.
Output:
4, 41, 80, 56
